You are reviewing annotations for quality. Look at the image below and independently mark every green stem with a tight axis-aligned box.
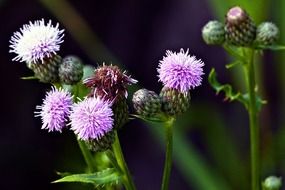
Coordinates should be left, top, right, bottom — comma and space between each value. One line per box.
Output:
112, 131, 136, 190
243, 48, 260, 190
77, 139, 95, 173
161, 118, 175, 190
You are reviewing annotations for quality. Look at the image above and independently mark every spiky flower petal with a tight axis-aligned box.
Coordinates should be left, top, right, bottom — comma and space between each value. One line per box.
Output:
70, 97, 114, 141
9, 19, 64, 63
35, 87, 73, 132
84, 64, 137, 101
157, 49, 204, 94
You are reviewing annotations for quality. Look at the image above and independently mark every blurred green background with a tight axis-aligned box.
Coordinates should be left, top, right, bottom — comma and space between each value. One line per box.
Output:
1, 0, 285, 189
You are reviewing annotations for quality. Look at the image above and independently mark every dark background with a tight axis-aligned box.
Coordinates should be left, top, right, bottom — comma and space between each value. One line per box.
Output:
1, 0, 284, 189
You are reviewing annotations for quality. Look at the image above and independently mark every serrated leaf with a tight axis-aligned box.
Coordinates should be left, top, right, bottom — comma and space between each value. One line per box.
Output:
208, 68, 248, 108
255, 44, 285, 51
53, 168, 121, 186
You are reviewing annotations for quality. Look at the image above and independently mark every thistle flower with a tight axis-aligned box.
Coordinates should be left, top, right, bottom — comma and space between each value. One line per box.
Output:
132, 88, 162, 117
202, 20, 225, 45
70, 97, 114, 141
59, 55, 84, 85
255, 22, 279, 46
225, 6, 256, 46
157, 49, 204, 94
160, 87, 191, 116
35, 87, 73, 132
9, 19, 64, 63
84, 64, 137, 101
84, 64, 137, 129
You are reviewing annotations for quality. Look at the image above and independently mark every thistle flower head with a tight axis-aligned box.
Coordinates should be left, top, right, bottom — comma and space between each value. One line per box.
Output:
226, 6, 248, 25
157, 49, 204, 93
35, 87, 73, 132
9, 19, 64, 63
84, 64, 137, 101
70, 97, 114, 141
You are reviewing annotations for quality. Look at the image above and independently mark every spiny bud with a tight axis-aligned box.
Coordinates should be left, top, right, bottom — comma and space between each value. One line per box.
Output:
86, 131, 115, 152
225, 6, 256, 46
202, 20, 225, 45
59, 55, 84, 85
132, 89, 162, 117
255, 22, 279, 46
112, 97, 129, 129
27, 55, 61, 83
263, 176, 282, 190
159, 87, 191, 116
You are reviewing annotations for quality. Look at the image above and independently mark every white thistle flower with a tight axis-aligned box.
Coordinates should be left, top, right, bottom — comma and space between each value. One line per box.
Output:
9, 19, 64, 63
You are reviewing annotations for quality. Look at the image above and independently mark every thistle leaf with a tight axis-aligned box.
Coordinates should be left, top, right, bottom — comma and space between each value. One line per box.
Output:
208, 68, 248, 108
52, 168, 121, 186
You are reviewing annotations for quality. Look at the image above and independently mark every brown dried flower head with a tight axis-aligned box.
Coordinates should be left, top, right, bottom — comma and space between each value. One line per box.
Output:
84, 64, 137, 102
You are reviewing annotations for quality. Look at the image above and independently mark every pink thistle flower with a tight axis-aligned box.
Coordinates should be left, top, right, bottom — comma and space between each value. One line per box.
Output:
35, 87, 73, 132
157, 49, 204, 93
70, 97, 114, 141
9, 19, 64, 63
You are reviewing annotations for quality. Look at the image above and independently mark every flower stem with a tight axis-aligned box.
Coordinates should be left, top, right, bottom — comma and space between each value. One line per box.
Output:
243, 48, 260, 190
161, 117, 175, 190
77, 139, 95, 173
112, 131, 136, 190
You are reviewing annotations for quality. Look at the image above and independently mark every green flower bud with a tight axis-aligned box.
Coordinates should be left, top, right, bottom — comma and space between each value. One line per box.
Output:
263, 176, 282, 190
132, 88, 162, 117
27, 55, 61, 83
225, 6, 256, 46
255, 22, 279, 46
159, 87, 190, 116
59, 55, 84, 85
112, 97, 129, 129
202, 20, 225, 45
86, 131, 115, 152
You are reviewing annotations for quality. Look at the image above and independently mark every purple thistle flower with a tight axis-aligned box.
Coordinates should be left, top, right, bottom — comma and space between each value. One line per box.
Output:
157, 49, 204, 93
35, 87, 73, 132
70, 97, 114, 141
9, 19, 64, 63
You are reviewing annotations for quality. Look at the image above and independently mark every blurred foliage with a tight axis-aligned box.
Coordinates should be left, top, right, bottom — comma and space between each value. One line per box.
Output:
35, 0, 285, 189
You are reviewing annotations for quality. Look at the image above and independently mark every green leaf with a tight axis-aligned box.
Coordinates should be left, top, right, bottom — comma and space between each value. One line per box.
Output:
225, 60, 242, 69
242, 93, 267, 112
130, 114, 169, 123
208, 68, 248, 108
82, 65, 95, 80
21, 76, 37, 80
53, 168, 121, 186
255, 44, 285, 51
56, 171, 72, 177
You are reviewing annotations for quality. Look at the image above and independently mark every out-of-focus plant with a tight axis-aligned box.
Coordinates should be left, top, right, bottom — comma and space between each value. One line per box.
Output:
202, 5, 284, 190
